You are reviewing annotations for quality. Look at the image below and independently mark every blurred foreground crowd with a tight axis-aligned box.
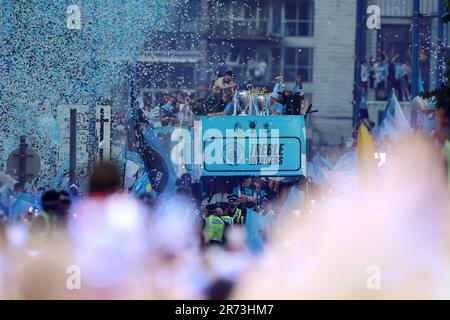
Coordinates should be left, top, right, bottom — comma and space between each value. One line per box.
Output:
0, 162, 322, 299
1, 134, 450, 299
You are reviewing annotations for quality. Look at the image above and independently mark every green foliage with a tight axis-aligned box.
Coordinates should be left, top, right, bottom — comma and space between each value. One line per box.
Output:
422, 1, 450, 116
443, 13, 450, 23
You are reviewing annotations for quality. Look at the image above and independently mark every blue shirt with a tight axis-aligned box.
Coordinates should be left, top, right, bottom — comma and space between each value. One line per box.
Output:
395, 63, 402, 80
271, 102, 283, 115
243, 187, 254, 197
375, 64, 387, 83
232, 186, 255, 197
272, 83, 282, 95
223, 101, 234, 115
232, 186, 241, 197
256, 189, 267, 205
160, 102, 174, 117
161, 101, 173, 112
292, 83, 302, 94
360, 93, 368, 110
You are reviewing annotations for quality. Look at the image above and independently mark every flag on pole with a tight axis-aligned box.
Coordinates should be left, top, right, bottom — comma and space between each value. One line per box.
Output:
379, 89, 412, 140
322, 151, 358, 189
418, 69, 424, 94
127, 66, 176, 197
245, 208, 270, 253
307, 153, 334, 186
131, 172, 157, 198
357, 123, 377, 189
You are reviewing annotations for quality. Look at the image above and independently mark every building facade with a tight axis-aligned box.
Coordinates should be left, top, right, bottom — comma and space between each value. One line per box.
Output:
138, 0, 358, 148
363, 0, 450, 126
365, 0, 448, 92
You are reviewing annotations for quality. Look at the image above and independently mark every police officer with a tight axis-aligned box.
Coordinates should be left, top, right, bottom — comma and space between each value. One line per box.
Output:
217, 207, 235, 246
203, 204, 225, 245
29, 190, 60, 240
227, 195, 244, 225
57, 191, 72, 227
219, 207, 234, 225
38, 190, 60, 228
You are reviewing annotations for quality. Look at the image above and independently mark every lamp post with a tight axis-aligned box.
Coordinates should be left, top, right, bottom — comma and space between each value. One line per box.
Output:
410, 0, 420, 128
353, 0, 366, 127
436, 0, 445, 86
86, 2, 99, 172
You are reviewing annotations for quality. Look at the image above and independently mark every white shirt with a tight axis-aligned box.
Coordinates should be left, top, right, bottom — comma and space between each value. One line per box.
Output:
361, 64, 369, 82
145, 106, 161, 128
209, 192, 230, 204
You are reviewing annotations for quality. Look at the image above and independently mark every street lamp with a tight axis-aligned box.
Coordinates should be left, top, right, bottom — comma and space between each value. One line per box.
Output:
410, 0, 421, 128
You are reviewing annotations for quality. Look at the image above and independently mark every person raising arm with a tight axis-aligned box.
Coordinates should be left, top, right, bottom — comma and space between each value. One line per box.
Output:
214, 70, 238, 96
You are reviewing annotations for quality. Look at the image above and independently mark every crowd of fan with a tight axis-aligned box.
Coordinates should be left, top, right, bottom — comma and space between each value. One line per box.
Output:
360, 52, 412, 102
140, 71, 306, 128
0, 163, 322, 244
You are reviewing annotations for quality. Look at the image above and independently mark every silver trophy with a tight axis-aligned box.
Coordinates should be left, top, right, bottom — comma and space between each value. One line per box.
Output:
233, 84, 270, 115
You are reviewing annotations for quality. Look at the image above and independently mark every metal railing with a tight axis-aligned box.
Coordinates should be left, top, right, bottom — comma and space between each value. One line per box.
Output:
212, 18, 273, 38
375, 0, 439, 17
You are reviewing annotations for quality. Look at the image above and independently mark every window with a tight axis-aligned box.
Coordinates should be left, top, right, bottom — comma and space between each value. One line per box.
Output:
271, 48, 281, 67
283, 0, 314, 37
212, 0, 314, 37
283, 47, 313, 82
272, 1, 282, 35
213, 0, 270, 37
270, 47, 281, 79
211, 43, 271, 84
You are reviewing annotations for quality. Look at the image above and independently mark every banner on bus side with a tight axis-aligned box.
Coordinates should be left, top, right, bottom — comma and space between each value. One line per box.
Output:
200, 115, 306, 176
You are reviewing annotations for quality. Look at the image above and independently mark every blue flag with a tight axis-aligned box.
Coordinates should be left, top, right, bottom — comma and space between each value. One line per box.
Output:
127, 66, 176, 196
418, 69, 424, 94
131, 172, 157, 198
307, 153, 333, 186
9, 192, 37, 222
245, 209, 271, 253
378, 89, 411, 140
